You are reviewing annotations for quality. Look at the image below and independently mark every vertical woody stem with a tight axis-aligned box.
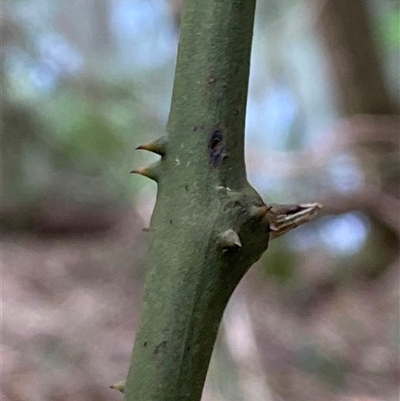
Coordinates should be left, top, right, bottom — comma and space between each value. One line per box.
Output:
124, 1, 266, 400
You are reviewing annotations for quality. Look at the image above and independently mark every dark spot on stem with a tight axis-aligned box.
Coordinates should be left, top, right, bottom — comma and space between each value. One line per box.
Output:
169, 219, 173, 225
143, 341, 148, 347
208, 128, 227, 167
185, 185, 189, 192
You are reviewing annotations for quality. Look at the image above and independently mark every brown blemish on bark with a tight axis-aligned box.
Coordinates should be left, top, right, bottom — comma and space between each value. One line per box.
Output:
208, 128, 227, 167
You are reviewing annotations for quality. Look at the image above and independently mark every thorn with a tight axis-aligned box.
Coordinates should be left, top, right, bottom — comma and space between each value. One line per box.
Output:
250, 205, 271, 219
267, 202, 322, 240
218, 229, 242, 250
130, 161, 160, 182
136, 136, 167, 156
110, 380, 126, 393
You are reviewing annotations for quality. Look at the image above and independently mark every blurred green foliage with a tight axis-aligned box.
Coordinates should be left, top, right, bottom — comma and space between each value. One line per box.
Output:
3, 72, 149, 229
378, 7, 400, 48
2, 0, 174, 231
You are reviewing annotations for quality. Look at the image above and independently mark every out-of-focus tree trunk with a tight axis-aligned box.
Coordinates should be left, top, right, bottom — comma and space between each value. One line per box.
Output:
317, 0, 397, 116
317, 0, 399, 277
317, 0, 399, 196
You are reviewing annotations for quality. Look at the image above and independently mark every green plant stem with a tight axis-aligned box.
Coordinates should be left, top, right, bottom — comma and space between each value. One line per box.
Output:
124, 1, 270, 400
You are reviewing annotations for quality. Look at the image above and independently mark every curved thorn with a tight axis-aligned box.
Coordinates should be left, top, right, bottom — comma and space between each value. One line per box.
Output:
110, 380, 126, 393
130, 161, 161, 182
250, 205, 270, 219
218, 229, 242, 250
136, 136, 168, 156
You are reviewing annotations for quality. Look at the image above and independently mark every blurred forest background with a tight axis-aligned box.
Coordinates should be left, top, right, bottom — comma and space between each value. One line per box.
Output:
2, 0, 399, 400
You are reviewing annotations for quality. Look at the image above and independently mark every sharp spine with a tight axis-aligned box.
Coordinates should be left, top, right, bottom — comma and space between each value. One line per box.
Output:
218, 229, 242, 250
130, 161, 161, 182
136, 136, 168, 156
250, 205, 270, 219
110, 380, 126, 393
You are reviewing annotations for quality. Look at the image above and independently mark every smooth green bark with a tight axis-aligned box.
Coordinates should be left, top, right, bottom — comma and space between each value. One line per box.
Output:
124, 1, 270, 400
